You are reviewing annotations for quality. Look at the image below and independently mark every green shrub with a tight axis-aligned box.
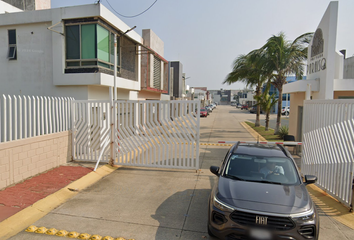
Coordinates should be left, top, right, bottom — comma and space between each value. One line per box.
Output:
278, 125, 289, 139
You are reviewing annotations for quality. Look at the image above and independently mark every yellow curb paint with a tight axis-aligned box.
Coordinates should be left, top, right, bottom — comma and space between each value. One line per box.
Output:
0, 164, 117, 240
240, 121, 267, 142
306, 184, 354, 230
22, 226, 133, 240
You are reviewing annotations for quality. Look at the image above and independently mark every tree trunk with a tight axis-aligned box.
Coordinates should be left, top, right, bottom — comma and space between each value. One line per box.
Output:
265, 112, 270, 131
275, 85, 283, 134
255, 86, 260, 127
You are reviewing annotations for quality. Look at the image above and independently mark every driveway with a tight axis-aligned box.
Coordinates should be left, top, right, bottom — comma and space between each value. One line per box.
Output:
10, 105, 354, 240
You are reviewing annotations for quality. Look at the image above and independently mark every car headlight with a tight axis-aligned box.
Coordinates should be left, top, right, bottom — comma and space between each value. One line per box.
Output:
213, 196, 235, 212
292, 209, 316, 224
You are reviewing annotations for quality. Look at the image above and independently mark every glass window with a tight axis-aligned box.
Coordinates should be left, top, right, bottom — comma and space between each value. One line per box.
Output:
225, 154, 299, 185
8, 29, 16, 44
81, 24, 96, 59
65, 21, 123, 72
97, 25, 109, 62
65, 25, 80, 59
8, 29, 17, 60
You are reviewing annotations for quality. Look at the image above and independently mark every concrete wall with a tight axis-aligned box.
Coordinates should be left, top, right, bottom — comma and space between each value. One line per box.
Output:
0, 131, 71, 190
142, 29, 164, 57
138, 90, 161, 100
0, 0, 22, 13
334, 91, 354, 99
344, 56, 354, 79
289, 92, 305, 138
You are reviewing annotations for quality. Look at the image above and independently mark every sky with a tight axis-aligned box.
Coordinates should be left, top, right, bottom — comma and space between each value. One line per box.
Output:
51, 0, 354, 91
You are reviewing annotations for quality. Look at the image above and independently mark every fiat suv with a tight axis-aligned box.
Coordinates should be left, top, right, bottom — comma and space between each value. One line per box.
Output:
208, 142, 319, 240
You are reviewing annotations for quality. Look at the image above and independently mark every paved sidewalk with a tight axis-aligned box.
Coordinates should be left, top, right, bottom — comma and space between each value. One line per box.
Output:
0, 166, 93, 222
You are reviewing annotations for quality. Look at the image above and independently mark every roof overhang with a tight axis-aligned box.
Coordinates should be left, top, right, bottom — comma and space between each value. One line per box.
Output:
283, 79, 320, 94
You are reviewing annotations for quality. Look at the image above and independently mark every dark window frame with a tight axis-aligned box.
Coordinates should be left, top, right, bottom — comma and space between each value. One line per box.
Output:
8, 29, 17, 60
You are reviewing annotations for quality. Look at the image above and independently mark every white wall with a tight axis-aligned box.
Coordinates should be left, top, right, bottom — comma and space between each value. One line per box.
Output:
0, 0, 22, 13
0, 3, 142, 100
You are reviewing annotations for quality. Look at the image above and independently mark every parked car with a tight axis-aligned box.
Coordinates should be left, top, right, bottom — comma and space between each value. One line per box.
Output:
282, 106, 290, 115
249, 106, 263, 114
231, 102, 237, 106
208, 142, 319, 240
240, 105, 248, 110
200, 108, 208, 117
205, 106, 212, 114
236, 103, 241, 108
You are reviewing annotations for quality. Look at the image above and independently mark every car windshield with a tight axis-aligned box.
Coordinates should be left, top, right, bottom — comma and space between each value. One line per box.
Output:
201, 108, 206, 111
224, 154, 300, 185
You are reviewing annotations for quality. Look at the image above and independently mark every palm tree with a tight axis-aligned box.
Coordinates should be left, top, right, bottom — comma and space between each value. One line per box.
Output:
259, 32, 313, 134
224, 52, 267, 127
254, 83, 278, 131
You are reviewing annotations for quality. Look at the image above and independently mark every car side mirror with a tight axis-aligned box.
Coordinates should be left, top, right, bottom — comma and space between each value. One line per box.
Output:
304, 175, 317, 185
210, 166, 220, 176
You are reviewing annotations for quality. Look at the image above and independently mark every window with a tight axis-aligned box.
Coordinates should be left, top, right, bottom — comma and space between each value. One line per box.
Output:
65, 23, 120, 71
8, 29, 17, 60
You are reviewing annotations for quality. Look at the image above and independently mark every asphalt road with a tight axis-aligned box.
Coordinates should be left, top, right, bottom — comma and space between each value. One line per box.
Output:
9, 105, 354, 240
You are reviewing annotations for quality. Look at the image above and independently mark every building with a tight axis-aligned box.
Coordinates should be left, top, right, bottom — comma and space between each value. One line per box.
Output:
283, 1, 354, 140
2, 0, 50, 11
169, 61, 184, 99
139, 29, 169, 100
0, 1, 169, 101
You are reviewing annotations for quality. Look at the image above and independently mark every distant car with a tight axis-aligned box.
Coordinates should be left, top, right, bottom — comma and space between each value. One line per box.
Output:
208, 142, 319, 240
200, 108, 208, 117
241, 105, 248, 110
282, 106, 290, 115
205, 106, 212, 114
249, 106, 263, 114
236, 103, 241, 108
231, 102, 237, 106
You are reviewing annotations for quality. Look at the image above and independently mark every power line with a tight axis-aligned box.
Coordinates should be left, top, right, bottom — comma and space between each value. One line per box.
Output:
105, 0, 158, 18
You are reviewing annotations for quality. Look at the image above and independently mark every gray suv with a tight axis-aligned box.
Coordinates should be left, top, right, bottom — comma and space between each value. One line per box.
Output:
208, 142, 319, 240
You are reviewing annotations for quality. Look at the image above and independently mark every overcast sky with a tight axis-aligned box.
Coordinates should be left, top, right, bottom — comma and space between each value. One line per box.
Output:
52, 0, 354, 91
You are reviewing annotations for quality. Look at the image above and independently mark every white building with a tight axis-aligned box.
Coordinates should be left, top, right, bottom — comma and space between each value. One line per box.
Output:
283, 1, 354, 139
0, 1, 167, 100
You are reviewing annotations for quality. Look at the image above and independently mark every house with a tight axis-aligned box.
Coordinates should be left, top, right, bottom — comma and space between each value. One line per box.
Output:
139, 29, 169, 101
0, 1, 169, 100
283, 1, 354, 141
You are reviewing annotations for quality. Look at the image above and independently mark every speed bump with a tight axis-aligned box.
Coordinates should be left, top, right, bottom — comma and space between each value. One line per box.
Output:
45, 228, 58, 235
78, 233, 91, 239
68, 231, 80, 238
35, 227, 47, 234
56, 230, 69, 237
25, 226, 134, 240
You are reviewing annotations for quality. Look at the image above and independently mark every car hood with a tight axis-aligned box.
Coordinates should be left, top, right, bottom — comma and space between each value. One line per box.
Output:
217, 177, 312, 215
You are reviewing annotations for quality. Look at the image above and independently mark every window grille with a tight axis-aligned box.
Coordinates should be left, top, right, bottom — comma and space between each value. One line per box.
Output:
153, 56, 161, 89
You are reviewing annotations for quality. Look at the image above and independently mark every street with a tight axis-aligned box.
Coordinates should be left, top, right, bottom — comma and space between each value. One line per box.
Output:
9, 105, 354, 240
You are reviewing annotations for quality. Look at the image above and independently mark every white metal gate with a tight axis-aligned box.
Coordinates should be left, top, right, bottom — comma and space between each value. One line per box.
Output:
303, 99, 354, 207
72, 100, 200, 170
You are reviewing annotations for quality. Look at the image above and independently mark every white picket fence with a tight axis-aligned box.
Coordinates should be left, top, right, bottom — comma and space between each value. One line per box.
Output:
302, 99, 354, 207
0, 95, 73, 143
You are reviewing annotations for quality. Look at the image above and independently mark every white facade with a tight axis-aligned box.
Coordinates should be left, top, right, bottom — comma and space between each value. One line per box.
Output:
0, 0, 22, 13
284, 1, 353, 98
0, 3, 142, 100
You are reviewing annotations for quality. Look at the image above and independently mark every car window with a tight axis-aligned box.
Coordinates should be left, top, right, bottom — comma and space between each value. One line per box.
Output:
224, 154, 300, 185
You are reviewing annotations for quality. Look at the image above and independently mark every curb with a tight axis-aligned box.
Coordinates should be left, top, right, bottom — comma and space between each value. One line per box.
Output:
0, 164, 117, 240
240, 121, 267, 141
307, 184, 354, 230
